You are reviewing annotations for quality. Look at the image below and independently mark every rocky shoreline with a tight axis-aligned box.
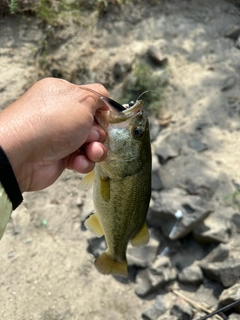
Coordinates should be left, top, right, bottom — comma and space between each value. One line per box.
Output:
1, 1, 240, 319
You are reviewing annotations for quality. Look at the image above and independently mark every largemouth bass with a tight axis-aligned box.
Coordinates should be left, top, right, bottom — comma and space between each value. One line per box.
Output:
82, 98, 152, 277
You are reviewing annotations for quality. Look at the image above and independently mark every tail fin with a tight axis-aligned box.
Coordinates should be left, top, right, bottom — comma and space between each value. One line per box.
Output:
94, 252, 128, 277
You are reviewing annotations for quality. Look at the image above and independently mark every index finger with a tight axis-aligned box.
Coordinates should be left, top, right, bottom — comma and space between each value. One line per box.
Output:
78, 84, 125, 112
78, 84, 110, 111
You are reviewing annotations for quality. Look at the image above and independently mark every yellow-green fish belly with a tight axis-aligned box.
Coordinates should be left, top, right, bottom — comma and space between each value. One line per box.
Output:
93, 163, 151, 262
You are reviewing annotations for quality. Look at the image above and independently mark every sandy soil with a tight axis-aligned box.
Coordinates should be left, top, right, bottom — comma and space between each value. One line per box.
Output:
1, 1, 240, 319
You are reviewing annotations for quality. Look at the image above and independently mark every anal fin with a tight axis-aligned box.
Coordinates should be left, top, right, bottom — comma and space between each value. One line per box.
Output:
84, 212, 104, 237
130, 222, 149, 247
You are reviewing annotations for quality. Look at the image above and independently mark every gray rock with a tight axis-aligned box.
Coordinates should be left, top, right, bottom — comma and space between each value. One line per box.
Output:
151, 154, 163, 191
114, 60, 132, 80
193, 282, 222, 310
225, 25, 240, 40
134, 269, 153, 297
152, 154, 160, 172
193, 210, 231, 244
127, 231, 159, 268
235, 35, 240, 49
192, 312, 220, 320
87, 237, 106, 258
11, 204, 30, 235
8, 251, 14, 259
200, 243, 229, 264
232, 213, 240, 232
163, 316, 178, 320
135, 256, 177, 297
187, 137, 208, 152
178, 263, 203, 285
142, 295, 167, 320
201, 258, 240, 287
151, 171, 163, 191
154, 129, 180, 163
213, 172, 236, 200
219, 283, 240, 313
149, 117, 161, 141
168, 239, 207, 272
191, 312, 206, 320
156, 155, 220, 199
221, 76, 237, 91
150, 256, 173, 272
170, 298, 193, 320
43, 308, 72, 320
229, 314, 240, 320
148, 188, 213, 239
147, 46, 168, 67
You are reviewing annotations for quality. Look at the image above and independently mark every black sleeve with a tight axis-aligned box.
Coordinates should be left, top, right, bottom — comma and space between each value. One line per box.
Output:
0, 146, 23, 210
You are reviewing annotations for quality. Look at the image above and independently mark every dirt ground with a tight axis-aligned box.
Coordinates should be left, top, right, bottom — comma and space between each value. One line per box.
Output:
1, 1, 240, 319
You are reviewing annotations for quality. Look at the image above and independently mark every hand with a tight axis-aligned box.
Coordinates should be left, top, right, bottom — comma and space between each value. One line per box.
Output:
0, 78, 109, 192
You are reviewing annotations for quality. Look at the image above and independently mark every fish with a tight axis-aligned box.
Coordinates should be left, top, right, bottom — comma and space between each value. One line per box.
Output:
81, 94, 152, 277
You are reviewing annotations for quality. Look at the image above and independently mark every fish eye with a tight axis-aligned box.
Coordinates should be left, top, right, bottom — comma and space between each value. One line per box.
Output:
129, 101, 135, 107
132, 126, 144, 139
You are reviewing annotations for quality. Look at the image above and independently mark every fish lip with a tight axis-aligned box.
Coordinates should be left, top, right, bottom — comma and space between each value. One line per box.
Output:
105, 100, 143, 122
104, 98, 143, 115
121, 100, 143, 116
95, 100, 143, 129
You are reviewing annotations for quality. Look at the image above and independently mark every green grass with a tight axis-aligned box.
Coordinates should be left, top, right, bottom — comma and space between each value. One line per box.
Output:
120, 61, 168, 115
9, 0, 18, 14
8, 0, 82, 26
96, 0, 124, 11
224, 191, 240, 209
36, 0, 82, 26
8, 0, 128, 24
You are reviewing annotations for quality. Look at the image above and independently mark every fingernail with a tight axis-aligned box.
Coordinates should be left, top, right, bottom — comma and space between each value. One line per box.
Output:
80, 157, 89, 170
96, 145, 106, 161
91, 129, 100, 141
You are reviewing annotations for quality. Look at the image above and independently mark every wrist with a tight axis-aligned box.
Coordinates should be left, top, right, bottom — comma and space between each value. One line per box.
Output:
0, 109, 32, 193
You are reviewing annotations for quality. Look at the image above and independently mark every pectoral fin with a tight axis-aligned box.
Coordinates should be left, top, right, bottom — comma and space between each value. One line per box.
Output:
84, 212, 104, 237
130, 222, 149, 247
94, 252, 128, 277
79, 170, 95, 190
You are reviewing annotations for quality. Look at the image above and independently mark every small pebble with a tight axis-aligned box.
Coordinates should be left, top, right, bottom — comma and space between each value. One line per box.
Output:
221, 76, 237, 91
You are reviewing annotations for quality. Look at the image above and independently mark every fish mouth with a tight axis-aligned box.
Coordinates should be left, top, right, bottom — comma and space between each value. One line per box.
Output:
95, 100, 143, 128
102, 97, 126, 112
102, 100, 142, 124
122, 100, 142, 116
100, 95, 141, 114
